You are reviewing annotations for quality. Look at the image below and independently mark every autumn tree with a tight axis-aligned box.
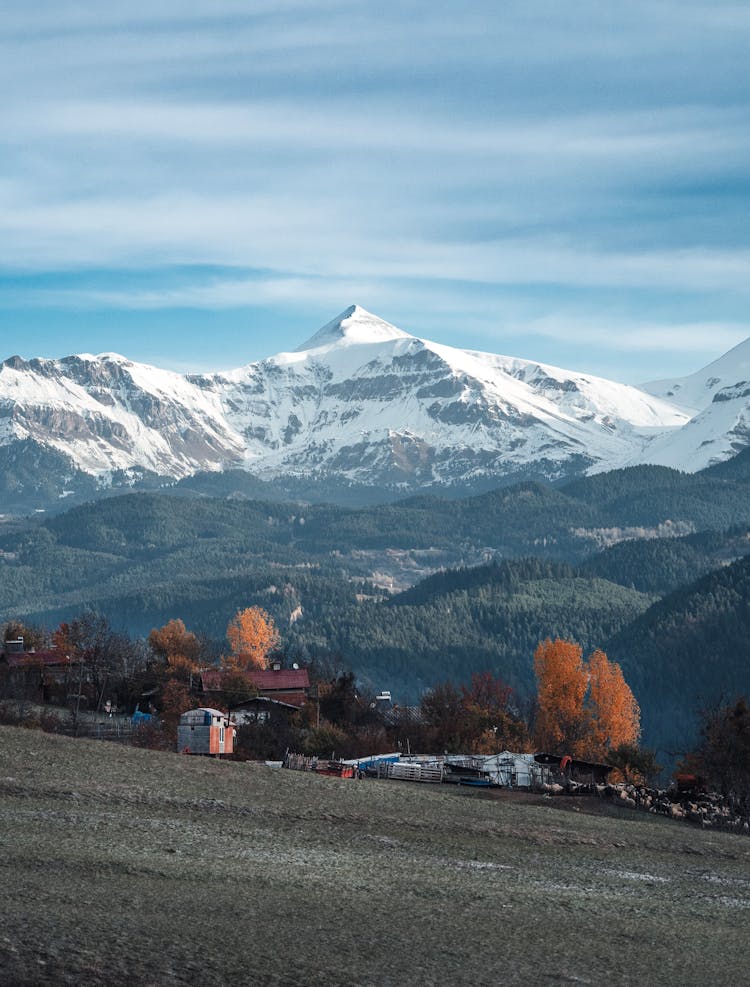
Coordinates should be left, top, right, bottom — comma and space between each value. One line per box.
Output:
149, 618, 200, 664
607, 743, 661, 786
159, 678, 198, 741
53, 612, 145, 714
420, 681, 466, 752
533, 638, 640, 761
584, 649, 640, 761
420, 673, 531, 754
533, 639, 589, 755
224, 607, 279, 672
148, 618, 201, 682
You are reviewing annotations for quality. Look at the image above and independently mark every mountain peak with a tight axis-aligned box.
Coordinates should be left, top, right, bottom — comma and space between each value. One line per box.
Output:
296, 305, 412, 352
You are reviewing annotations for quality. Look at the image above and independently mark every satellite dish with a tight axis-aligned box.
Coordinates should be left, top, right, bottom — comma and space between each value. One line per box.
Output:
292, 662, 299, 670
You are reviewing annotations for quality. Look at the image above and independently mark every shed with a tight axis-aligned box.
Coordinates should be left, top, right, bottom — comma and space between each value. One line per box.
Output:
534, 752, 613, 784
178, 707, 235, 756
444, 752, 548, 788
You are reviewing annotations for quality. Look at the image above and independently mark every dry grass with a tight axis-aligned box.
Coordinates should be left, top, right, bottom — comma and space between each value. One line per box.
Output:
1, 726, 749, 986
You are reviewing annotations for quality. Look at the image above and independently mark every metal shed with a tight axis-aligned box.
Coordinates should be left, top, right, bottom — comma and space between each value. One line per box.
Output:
178, 707, 234, 756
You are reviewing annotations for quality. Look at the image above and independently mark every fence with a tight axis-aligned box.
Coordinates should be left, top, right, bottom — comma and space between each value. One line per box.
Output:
377, 761, 443, 783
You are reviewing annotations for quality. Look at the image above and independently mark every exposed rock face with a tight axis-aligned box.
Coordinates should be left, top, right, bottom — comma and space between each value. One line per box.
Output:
1, 304, 748, 510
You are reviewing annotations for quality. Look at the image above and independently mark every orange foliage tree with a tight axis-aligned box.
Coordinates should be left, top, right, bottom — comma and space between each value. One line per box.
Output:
533, 638, 640, 760
584, 648, 640, 761
159, 678, 198, 740
534, 639, 589, 755
148, 618, 201, 681
224, 607, 279, 672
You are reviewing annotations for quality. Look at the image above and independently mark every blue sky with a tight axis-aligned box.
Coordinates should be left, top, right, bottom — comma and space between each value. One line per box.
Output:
1, 1, 749, 381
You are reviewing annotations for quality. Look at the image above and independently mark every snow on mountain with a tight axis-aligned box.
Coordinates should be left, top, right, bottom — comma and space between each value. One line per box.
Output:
194, 305, 688, 487
636, 338, 750, 471
642, 337, 750, 415
1, 304, 747, 502
0, 352, 244, 479
295, 304, 412, 351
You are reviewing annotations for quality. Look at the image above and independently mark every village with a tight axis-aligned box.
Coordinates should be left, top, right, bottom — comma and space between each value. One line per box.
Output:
2, 609, 748, 838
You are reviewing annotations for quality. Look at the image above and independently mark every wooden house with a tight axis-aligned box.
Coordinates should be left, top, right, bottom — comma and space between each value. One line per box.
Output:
178, 707, 235, 756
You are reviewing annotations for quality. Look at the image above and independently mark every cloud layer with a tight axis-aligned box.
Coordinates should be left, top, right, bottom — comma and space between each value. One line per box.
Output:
1, 1, 749, 378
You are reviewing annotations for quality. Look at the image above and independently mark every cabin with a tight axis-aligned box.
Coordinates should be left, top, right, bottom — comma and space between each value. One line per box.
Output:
178, 707, 235, 756
245, 664, 310, 707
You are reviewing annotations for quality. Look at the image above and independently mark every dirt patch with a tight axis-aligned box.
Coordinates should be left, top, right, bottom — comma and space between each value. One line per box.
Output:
1, 726, 749, 985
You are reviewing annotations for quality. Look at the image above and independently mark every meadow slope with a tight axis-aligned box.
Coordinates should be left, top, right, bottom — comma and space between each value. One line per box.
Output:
1, 727, 749, 985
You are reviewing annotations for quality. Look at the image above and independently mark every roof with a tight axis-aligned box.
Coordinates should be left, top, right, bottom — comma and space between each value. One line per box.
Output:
232, 696, 303, 712
246, 668, 310, 691
201, 666, 310, 693
2, 650, 74, 669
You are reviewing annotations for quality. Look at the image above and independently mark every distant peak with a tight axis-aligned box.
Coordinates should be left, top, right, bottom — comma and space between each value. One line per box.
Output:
296, 305, 412, 352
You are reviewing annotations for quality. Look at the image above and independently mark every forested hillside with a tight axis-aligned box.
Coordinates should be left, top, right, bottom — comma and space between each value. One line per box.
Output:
287, 559, 655, 698
605, 554, 750, 753
579, 528, 750, 595
3, 460, 750, 755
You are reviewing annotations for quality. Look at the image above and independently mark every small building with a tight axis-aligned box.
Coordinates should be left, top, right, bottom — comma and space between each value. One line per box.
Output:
245, 664, 311, 707
443, 752, 549, 788
231, 695, 303, 724
201, 663, 311, 708
533, 752, 613, 785
178, 707, 235, 756
0, 645, 79, 704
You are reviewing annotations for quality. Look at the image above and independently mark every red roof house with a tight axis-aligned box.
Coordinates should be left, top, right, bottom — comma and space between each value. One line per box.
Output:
201, 664, 310, 708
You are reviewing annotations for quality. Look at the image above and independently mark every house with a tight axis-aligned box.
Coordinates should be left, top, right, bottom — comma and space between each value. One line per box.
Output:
177, 707, 235, 756
231, 695, 303, 725
201, 663, 311, 708
0, 641, 78, 704
245, 664, 310, 707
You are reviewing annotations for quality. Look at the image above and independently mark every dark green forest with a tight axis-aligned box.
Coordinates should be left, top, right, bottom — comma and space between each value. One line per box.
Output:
2, 460, 750, 754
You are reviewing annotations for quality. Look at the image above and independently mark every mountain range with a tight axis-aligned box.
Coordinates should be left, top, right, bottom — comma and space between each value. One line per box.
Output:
3, 305, 750, 512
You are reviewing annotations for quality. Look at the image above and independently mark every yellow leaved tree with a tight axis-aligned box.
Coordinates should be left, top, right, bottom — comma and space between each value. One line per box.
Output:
224, 606, 280, 673
533, 638, 640, 760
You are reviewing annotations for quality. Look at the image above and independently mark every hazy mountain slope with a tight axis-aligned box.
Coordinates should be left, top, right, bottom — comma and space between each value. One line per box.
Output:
579, 527, 750, 595
561, 465, 750, 531
289, 559, 655, 699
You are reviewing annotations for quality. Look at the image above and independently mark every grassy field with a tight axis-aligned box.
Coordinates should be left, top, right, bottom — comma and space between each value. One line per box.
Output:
1, 727, 749, 986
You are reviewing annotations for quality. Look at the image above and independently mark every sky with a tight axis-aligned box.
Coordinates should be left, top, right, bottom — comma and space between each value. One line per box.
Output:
1, 1, 749, 382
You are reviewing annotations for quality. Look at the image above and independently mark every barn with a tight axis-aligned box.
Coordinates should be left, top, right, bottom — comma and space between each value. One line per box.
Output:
178, 708, 235, 756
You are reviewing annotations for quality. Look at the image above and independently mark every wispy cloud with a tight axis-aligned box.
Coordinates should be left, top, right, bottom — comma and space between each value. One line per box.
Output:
1, 1, 748, 380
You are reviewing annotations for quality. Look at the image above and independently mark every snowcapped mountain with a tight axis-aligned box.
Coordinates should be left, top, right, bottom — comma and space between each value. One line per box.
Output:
193, 305, 687, 488
0, 353, 244, 481
637, 338, 750, 471
0, 304, 747, 509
